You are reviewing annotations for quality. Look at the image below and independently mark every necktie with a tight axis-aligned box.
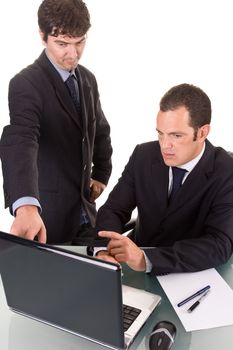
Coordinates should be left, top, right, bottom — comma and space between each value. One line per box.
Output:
65, 74, 80, 113
169, 167, 187, 203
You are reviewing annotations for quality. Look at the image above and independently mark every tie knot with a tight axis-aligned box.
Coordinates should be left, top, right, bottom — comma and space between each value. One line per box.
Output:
172, 166, 187, 179
65, 74, 76, 90
66, 74, 75, 81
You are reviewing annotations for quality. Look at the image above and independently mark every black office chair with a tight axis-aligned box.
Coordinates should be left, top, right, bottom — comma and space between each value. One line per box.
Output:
123, 218, 136, 233
122, 217, 138, 241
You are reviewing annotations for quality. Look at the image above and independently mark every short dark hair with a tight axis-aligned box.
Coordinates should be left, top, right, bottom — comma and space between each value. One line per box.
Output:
160, 83, 211, 130
38, 0, 91, 41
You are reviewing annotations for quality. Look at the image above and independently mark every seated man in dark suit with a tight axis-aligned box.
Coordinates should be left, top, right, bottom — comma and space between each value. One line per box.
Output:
95, 83, 233, 275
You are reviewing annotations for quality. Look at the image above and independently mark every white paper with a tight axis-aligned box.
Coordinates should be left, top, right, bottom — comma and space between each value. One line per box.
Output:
157, 268, 233, 331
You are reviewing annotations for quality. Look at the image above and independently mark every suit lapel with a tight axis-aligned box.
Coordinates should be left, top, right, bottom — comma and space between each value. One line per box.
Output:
76, 67, 91, 134
165, 166, 207, 214
36, 51, 83, 130
163, 140, 215, 218
151, 153, 170, 213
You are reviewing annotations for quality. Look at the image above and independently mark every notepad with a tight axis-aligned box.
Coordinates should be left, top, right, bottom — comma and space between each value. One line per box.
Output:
157, 268, 233, 331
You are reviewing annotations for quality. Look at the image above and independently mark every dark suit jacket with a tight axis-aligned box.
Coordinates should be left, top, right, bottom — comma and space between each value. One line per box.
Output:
0, 51, 112, 243
96, 140, 233, 275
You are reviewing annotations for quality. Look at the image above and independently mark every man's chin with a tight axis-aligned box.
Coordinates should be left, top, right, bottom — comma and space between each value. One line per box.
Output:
67, 64, 78, 71
162, 155, 177, 167
63, 61, 79, 71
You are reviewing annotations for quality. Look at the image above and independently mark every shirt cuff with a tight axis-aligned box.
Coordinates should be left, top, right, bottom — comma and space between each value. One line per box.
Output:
143, 251, 153, 273
93, 247, 107, 256
12, 197, 42, 216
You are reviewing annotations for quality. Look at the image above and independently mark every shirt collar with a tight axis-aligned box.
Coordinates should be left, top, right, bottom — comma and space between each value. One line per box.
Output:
168, 142, 206, 192
177, 142, 206, 173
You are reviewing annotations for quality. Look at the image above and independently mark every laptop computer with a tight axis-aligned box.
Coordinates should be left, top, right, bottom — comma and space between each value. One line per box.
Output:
0, 231, 161, 350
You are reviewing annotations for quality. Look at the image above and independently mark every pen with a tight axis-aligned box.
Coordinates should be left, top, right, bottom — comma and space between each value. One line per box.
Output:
187, 289, 210, 313
177, 285, 210, 307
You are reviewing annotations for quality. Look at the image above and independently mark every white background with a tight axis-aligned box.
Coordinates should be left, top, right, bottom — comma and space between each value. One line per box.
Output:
0, 0, 232, 232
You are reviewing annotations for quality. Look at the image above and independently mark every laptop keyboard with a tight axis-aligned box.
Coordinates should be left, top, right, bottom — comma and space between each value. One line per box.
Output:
123, 304, 141, 331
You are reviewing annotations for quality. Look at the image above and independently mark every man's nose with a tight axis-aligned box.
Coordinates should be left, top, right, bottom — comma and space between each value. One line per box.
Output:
160, 135, 172, 149
68, 45, 79, 58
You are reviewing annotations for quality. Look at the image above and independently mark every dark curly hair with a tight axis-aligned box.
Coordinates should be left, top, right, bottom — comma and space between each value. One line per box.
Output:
38, 0, 91, 41
160, 84, 211, 134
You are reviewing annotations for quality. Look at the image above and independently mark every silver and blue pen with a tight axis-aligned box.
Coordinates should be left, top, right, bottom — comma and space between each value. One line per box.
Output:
177, 285, 211, 307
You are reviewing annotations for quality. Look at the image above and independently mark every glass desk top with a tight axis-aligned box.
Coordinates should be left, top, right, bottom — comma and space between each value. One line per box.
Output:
0, 246, 232, 350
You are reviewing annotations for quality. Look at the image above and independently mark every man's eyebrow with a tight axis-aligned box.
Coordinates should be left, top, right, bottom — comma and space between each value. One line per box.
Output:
54, 39, 68, 44
169, 131, 186, 135
54, 36, 86, 44
156, 129, 186, 135
78, 36, 86, 41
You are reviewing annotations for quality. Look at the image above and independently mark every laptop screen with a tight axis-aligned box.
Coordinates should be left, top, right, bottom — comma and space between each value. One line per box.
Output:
0, 231, 125, 349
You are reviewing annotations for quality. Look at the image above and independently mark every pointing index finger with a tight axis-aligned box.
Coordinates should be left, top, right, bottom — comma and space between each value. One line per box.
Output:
98, 231, 122, 240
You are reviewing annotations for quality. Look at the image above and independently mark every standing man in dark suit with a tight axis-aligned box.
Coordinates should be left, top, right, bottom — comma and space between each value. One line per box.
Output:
95, 84, 233, 275
0, 0, 112, 244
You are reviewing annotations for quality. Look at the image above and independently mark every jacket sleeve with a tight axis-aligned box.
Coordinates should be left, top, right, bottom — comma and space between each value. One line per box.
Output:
0, 74, 41, 207
90, 78, 112, 186
96, 146, 139, 233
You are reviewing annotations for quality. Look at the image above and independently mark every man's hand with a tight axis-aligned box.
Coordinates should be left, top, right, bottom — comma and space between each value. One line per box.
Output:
98, 231, 146, 271
90, 179, 106, 202
10, 205, 47, 243
95, 250, 120, 265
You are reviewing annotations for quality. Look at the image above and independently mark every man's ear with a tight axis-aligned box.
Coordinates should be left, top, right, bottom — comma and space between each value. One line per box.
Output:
199, 124, 210, 141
